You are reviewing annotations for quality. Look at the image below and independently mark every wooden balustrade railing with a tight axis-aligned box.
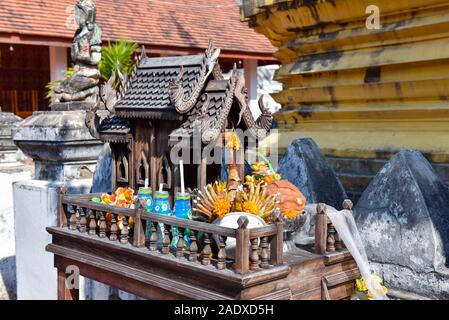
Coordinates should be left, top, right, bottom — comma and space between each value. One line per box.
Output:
315, 200, 353, 254
57, 193, 284, 274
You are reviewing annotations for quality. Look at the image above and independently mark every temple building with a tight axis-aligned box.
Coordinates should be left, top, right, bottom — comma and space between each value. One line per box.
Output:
241, 0, 449, 200
0, 0, 276, 118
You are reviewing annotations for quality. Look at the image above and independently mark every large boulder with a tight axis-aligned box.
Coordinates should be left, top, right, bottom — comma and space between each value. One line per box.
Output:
91, 143, 112, 193
277, 138, 347, 209
355, 150, 449, 298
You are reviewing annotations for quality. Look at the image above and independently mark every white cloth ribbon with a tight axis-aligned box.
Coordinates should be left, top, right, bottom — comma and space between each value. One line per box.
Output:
325, 206, 389, 300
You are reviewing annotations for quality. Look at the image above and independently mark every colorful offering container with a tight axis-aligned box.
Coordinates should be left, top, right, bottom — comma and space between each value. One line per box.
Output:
152, 190, 172, 215
170, 192, 192, 250
138, 187, 153, 240
137, 187, 153, 212
152, 190, 172, 248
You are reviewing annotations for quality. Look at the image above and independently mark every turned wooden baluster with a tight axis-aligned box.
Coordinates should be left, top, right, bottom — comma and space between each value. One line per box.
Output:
68, 206, 77, 231
269, 209, 284, 266
341, 199, 353, 249
188, 230, 198, 262
99, 213, 106, 238
133, 201, 146, 247
235, 216, 250, 273
315, 203, 328, 254
201, 233, 212, 266
327, 222, 336, 252
334, 230, 342, 251
176, 228, 185, 258
58, 186, 68, 227
109, 215, 118, 241
250, 238, 260, 271
87, 210, 96, 235
217, 236, 227, 270
260, 236, 269, 269
79, 208, 87, 233
149, 222, 158, 251
120, 216, 129, 244
161, 225, 170, 254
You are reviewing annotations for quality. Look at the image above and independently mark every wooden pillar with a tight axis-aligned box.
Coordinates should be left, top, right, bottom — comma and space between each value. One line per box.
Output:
315, 203, 328, 254
57, 269, 79, 300
49, 46, 68, 82
235, 216, 250, 274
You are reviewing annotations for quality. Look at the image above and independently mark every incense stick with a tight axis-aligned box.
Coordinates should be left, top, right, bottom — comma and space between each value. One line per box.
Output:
180, 160, 185, 195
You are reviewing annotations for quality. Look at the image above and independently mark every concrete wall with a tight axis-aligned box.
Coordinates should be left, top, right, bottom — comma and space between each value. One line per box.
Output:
0, 170, 32, 299
13, 179, 92, 300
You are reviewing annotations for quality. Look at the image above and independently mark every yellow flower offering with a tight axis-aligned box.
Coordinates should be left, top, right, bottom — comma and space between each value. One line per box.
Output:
224, 131, 240, 151
243, 200, 259, 215
355, 275, 388, 300
213, 198, 231, 219
283, 209, 299, 220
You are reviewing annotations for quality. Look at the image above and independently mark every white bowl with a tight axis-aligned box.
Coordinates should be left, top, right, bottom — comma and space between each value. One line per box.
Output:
211, 212, 267, 259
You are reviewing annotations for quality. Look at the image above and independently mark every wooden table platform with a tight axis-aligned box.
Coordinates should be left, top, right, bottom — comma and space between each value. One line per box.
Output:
46, 227, 359, 300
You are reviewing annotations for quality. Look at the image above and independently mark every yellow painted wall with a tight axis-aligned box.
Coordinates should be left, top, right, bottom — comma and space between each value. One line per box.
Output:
242, 0, 449, 163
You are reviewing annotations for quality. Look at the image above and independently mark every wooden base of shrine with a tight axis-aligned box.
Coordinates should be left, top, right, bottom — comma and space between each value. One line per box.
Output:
46, 227, 359, 300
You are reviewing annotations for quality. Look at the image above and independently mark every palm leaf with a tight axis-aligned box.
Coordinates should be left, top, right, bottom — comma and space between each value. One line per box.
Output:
99, 39, 138, 88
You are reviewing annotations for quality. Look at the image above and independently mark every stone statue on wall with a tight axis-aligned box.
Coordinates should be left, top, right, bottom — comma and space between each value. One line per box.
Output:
54, 0, 102, 104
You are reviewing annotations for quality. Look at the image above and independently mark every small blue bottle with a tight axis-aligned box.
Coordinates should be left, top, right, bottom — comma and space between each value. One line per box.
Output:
170, 192, 192, 250
152, 190, 172, 249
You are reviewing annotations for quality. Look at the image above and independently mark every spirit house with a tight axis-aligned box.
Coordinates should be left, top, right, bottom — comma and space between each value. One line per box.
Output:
86, 41, 272, 197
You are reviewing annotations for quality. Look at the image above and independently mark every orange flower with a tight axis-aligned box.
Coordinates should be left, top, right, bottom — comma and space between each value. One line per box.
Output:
251, 161, 269, 173
224, 132, 240, 151
101, 193, 116, 205
283, 209, 299, 220
115, 198, 129, 208
116, 187, 134, 203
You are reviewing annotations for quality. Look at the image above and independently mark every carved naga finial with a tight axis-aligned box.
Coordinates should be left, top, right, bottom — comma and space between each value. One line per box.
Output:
256, 95, 273, 131
169, 40, 221, 114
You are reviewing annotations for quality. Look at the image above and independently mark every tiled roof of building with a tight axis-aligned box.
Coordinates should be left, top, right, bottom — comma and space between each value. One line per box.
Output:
115, 54, 204, 113
98, 116, 130, 134
0, 0, 275, 57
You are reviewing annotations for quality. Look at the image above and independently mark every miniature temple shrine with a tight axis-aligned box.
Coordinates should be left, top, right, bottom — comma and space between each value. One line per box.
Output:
86, 41, 272, 197
46, 42, 360, 300
44, 1, 362, 301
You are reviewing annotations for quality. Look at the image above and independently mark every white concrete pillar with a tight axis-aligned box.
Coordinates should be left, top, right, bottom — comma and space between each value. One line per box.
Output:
49, 46, 68, 81
13, 180, 93, 300
243, 59, 260, 118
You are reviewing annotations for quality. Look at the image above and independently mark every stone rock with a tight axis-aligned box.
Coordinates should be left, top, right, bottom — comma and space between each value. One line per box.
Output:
277, 138, 347, 209
13, 110, 103, 180
0, 112, 22, 164
354, 150, 449, 298
91, 143, 112, 193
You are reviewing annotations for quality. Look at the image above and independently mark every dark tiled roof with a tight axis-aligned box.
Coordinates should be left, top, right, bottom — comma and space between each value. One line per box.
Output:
115, 55, 203, 112
98, 116, 130, 134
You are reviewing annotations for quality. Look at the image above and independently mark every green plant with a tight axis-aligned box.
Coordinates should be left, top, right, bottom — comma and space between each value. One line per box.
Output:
99, 39, 138, 88
45, 39, 138, 106
45, 67, 74, 105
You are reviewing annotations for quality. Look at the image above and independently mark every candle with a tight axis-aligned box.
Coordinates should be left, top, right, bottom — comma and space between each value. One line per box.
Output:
159, 183, 163, 193
180, 160, 185, 195
144, 178, 149, 188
